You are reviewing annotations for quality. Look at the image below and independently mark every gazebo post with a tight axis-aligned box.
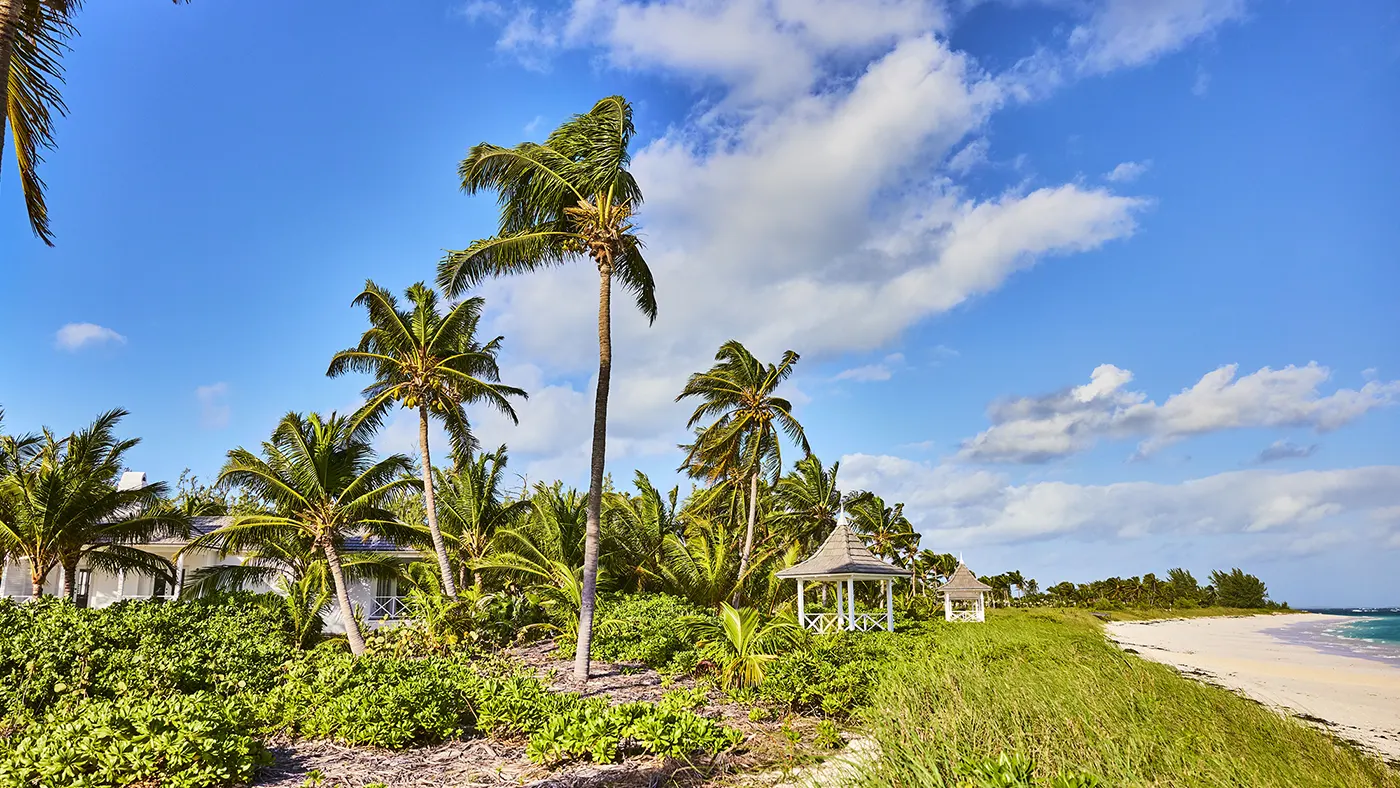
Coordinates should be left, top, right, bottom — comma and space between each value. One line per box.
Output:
885, 578, 894, 632
797, 580, 806, 629
846, 577, 855, 630
834, 580, 844, 630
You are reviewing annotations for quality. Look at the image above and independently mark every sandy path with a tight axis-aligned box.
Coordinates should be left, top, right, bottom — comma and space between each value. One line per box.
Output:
1107, 614, 1400, 762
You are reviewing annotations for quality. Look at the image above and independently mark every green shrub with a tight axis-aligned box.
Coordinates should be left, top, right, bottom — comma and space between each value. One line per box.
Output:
558, 593, 708, 671
258, 650, 480, 747
754, 634, 890, 717
0, 692, 269, 788
0, 595, 298, 716
525, 697, 741, 765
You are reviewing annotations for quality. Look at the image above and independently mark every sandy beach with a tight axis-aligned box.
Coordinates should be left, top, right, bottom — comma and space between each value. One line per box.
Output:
1107, 614, 1400, 762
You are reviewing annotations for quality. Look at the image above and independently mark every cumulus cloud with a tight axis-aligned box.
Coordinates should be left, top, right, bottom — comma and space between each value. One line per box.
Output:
1254, 440, 1318, 465
195, 383, 231, 430
834, 353, 905, 382
1070, 0, 1248, 74
1104, 160, 1150, 183
946, 137, 989, 174
55, 323, 126, 351
842, 452, 1400, 550
959, 363, 1400, 463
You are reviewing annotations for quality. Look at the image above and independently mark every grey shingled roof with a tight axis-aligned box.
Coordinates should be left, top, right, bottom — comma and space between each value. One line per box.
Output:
775, 523, 911, 579
939, 563, 992, 597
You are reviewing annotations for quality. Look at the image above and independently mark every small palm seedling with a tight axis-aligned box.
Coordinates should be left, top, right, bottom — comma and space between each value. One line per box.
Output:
682, 603, 803, 689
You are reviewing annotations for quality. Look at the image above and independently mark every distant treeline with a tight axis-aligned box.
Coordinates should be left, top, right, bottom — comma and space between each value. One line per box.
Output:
997, 568, 1282, 610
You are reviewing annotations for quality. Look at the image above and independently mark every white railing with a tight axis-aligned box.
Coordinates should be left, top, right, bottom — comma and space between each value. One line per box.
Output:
948, 609, 983, 623
803, 611, 889, 632
369, 595, 406, 620
802, 612, 844, 633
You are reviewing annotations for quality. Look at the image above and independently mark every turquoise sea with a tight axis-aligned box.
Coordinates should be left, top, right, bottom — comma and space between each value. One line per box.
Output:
1285, 608, 1400, 664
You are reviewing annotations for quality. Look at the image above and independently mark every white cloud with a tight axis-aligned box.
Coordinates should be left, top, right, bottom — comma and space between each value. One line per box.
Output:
946, 137, 989, 174
55, 323, 126, 351
195, 383, 231, 430
843, 451, 1400, 550
1070, 0, 1247, 74
834, 353, 905, 382
1104, 160, 1150, 183
960, 363, 1400, 463
1254, 439, 1318, 465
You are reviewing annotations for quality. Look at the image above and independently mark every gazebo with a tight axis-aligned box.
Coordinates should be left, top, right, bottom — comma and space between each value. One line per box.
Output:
939, 563, 992, 622
775, 523, 911, 633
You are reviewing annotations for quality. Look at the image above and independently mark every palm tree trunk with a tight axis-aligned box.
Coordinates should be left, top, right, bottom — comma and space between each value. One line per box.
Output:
60, 558, 78, 600
574, 263, 612, 683
30, 564, 45, 598
323, 540, 367, 656
0, 0, 22, 148
732, 471, 759, 605
419, 404, 458, 598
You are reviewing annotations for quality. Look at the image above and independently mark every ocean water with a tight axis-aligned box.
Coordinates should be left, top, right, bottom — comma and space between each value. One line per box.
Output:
1284, 608, 1400, 665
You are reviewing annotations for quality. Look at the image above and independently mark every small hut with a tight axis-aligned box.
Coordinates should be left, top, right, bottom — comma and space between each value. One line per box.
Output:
775, 523, 911, 633
939, 563, 992, 622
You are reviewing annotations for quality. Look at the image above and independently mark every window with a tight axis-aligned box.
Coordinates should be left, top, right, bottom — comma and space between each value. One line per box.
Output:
370, 576, 404, 620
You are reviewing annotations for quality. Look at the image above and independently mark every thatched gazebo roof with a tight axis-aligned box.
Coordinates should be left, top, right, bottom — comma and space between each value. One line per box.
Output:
939, 563, 992, 599
775, 523, 911, 580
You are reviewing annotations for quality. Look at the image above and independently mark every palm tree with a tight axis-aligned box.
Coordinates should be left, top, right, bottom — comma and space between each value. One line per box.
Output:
771, 454, 841, 555
677, 341, 809, 603
216, 411, 418, 656
844, 492, 918, 563
328, 280, 526, 600
437, 96, 657, 682
1, 1, 190, 245
478, 482, 588, 635
0, 409, 188, 598
658, 515, 743, 610
434, 445, 531, 592
681, 603, 802, 689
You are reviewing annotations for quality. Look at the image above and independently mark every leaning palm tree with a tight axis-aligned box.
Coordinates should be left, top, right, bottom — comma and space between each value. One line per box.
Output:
437, 96, 657, 681
328, 280, 526, 599
216, 411, 418, 656
0, 409, 188, 598
677, 341, 809, 602
1, 1, 189, 245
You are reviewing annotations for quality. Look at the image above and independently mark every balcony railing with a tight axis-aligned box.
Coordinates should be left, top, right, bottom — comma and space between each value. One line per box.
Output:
802, 611, 888, 632
369, 595, 406, 620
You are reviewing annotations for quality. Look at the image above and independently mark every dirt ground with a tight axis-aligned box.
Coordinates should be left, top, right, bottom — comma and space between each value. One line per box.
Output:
254, 644, 839, 788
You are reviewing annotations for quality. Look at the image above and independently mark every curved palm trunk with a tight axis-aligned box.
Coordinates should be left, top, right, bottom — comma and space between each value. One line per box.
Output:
323, 540, 367, 656
60, 558, 78, 600
573, 264, 612, 683
419, 405, 458, 598
732, 471, 759, 605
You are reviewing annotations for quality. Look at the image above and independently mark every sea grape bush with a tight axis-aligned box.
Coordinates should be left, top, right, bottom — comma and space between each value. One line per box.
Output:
0, 595, 297, 716
557, 593, 707, 671
0, 693, 270, 788
753, 633, 891, 717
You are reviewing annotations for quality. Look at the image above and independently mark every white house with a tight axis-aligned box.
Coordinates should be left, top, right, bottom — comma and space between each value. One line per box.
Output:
0, 474, 417, 633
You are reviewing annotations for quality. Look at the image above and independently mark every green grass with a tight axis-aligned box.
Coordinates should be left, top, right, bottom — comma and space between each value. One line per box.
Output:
858, 609, 1397, 788
1090, 606, 1287, 622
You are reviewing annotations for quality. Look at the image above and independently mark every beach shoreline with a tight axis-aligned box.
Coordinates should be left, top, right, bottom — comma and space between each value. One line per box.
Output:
1107, 613, 1400, 763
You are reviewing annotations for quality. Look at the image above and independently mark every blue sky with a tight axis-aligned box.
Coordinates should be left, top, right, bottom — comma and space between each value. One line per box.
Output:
2, 0, 1397, 607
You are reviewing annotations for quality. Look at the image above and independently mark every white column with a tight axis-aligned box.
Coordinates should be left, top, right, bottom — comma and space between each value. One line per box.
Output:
885, 579, 894, 632
977, 592, 985, 622
834, 581, 843, 631
116, 570, 125, 599
846, 577, 855, 630
0, 560, 8, 598
797, 580, 806, 628
175, 554, 186, 599
58, 566, 66, 599
944, 593, 951, 621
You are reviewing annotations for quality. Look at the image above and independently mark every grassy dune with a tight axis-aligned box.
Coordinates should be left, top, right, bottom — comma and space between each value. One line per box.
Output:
857, 610, 1397, 788
1093, 606, 1287, 622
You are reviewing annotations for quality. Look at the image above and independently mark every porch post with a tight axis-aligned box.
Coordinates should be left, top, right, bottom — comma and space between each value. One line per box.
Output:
116, 570, 125, 599
58, 566, 66, 600
175, 553, 186, 599
834, 581, 843, 630
944, 592, 951, 621
977, 592, 985, 622
0, 561, 8, 597
885, 578, 894, 632
846, 577, 855, 630
797, 580, 806, 629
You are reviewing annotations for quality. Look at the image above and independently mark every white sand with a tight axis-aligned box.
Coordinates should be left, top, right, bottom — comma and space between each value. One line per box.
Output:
1107, 614, 1400, 762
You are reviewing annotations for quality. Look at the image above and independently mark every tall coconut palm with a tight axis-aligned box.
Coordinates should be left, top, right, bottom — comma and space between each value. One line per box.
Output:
434, 445, 531, 592
0, 409, 188, 598
216, 411, 418, 656
844, 491, 918, 564
328, 280, 526, 600
437, 96, 656, 682
771, 454, 841, 555
1, 1, 189, 245
677, 341, 809, 602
